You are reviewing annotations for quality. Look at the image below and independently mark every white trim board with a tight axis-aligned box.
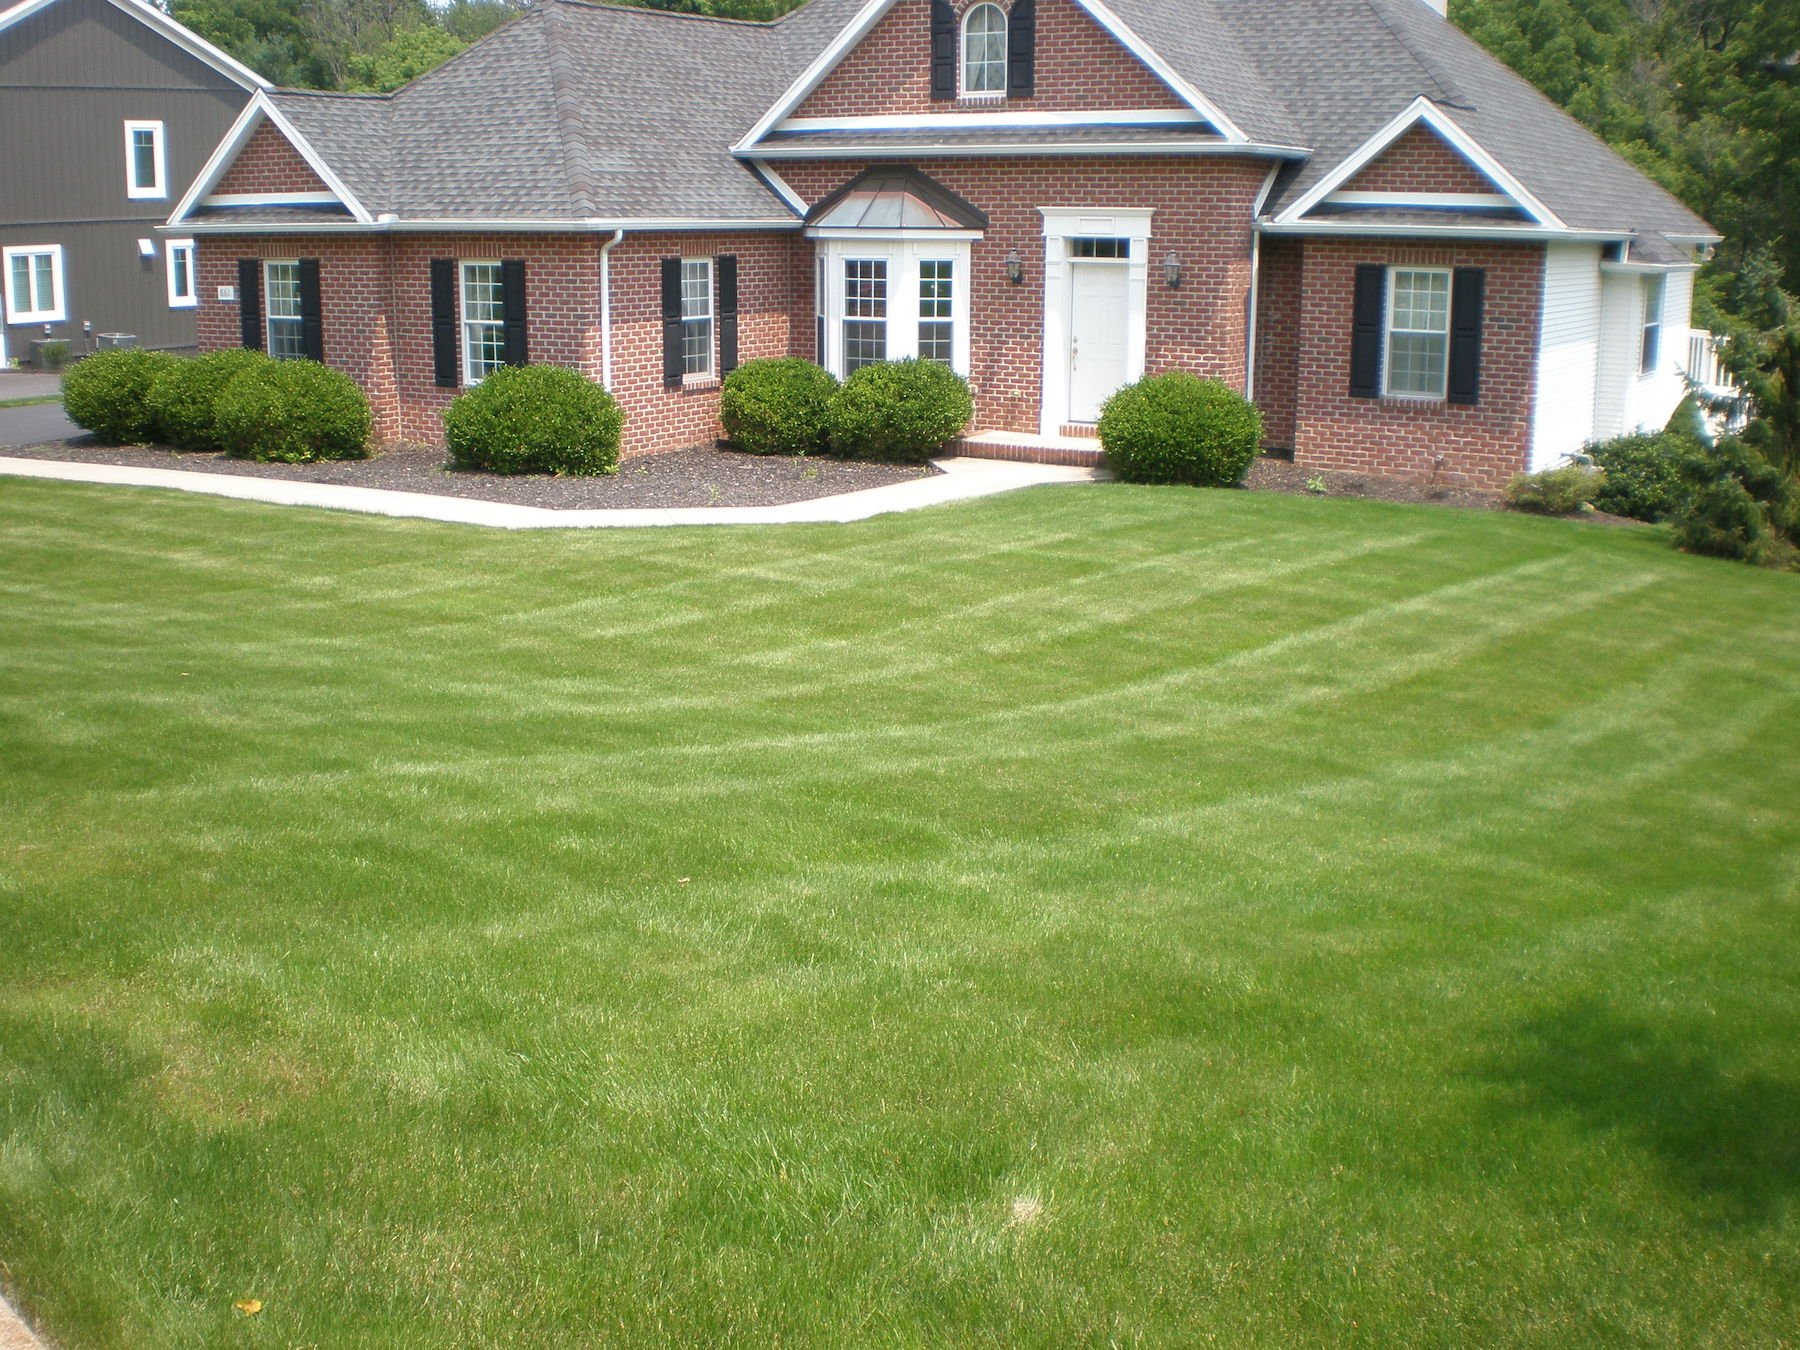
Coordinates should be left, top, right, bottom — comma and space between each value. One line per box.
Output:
777, 108, 1210, 132
750, 138, 1295, 160
0, 0, 269, 90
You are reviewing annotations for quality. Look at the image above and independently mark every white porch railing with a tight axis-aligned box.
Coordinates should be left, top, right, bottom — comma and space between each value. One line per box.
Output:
1685, 330, 1750, 434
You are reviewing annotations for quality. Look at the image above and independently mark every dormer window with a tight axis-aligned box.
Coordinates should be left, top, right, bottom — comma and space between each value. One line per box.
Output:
962, 3, 1007, 98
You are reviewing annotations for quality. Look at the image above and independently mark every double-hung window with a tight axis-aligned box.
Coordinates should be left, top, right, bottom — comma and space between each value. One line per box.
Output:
1639, 274, 1665, 376
166, 239, 196, 309
124, 120, 166, 199
264, 260, 306, 359
918, 260, 954, 364
843, 259, 888, 373
3, 245, 65, 324
1384, 267, 1451, 399
681, 258, 714, 379
962, 3, 1007, 97
460, 260, 507, 384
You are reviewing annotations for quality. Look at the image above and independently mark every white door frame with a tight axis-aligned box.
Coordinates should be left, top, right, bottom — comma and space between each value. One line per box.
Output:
1038, 207, 1152, 433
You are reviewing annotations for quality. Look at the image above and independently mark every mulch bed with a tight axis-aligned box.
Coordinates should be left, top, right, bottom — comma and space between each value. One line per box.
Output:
1243, 455, 1644, 526
2, 437, 937, 510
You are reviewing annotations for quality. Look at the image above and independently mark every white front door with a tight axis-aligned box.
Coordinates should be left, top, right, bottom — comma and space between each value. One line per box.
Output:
1067, 261, 1130, 423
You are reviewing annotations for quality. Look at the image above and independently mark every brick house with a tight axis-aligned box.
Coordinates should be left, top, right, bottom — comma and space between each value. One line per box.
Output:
163, 0, 1717, 487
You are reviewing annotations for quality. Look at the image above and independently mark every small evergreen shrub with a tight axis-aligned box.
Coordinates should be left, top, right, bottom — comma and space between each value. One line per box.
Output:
1096, 371, 1263, 487
1672, 437, 1796, 565
1585, 431, 1687, 522
1506, 463, 1602, 514
719, 358, 838, 456
147, 349, 272, 451
443, 364, 622, 475
826, 359, 973, 463
61, 348, 180, 444
215, 359, 372, 463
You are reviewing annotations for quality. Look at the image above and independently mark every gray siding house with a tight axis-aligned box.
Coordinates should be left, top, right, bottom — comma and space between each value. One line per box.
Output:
0, 0, 265, 366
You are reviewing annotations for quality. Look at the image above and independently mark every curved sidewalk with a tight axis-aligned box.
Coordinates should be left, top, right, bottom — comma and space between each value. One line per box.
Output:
0, 454, 1098, 528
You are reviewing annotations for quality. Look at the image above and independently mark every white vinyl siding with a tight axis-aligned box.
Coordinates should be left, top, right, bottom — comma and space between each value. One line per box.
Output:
1530, 242, 1602, 470
459, 261, 506, 385
124, 120, 166, 199
166, 239, 197, 309
3, 245, 65, 323
961, 3, 1006, 97
264, 260, 305, 359
1383, 268, 1450, 399
1593, 265, 1693, 439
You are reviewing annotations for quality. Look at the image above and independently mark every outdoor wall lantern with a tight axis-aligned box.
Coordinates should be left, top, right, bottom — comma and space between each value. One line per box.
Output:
1164, 251, 1182, 288
1005, 247, 1024, 284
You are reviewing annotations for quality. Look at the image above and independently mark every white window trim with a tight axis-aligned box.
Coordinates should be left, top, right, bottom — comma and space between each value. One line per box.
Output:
3, 244, 66, 324
961, 2, 1008, 101
1639, 274, 1665, 378
1382, 266, 1452, 401
263, 258, 304, 360
1038, 207, 1153, 434
457, 259, 505, 387
124, 120, 167, 200
166, 238, 196, 309
680, 256, 716, 384
817, 238, 972, 380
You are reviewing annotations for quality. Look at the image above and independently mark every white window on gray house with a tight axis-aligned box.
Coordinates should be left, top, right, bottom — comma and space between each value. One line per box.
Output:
1639, 274, 1665, 376
124, 120, 166, 199
3, 245, 65, 324
962, 3, 1006, 96
460, 261, 506, 384
264, 260, 306, 359
681, 258, 714, 378
1385, 267, 1451, 398
843, 258, 888, 372
166, 240, 196, 309
918, 259, 954, 364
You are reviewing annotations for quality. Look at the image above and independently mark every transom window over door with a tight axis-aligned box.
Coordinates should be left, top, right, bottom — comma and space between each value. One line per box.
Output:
681, 258, 714, 378
962, 3, 1006, 96
460, 261, 506, 384
264, 260, 306, 360
844, 258, 888, 373
1384, 268, 1450, 398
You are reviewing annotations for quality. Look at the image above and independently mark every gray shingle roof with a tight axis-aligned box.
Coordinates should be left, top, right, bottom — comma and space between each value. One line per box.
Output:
238, 0, 1711, 246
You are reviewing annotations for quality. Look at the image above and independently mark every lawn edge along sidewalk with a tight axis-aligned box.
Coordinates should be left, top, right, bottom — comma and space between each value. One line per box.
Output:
0, 1291, 47, 1350
0, 455, 1099, 529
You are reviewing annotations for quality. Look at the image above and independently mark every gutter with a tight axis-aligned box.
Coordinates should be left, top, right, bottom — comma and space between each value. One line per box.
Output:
599, 228, 625, 392
1244, 163, 1280, 402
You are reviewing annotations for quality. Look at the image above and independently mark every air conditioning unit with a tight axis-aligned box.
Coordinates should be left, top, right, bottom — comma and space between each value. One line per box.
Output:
96, 333, 138, 350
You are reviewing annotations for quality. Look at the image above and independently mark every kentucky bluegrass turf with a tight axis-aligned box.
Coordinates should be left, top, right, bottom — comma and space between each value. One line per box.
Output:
1, 478, 1796, 1347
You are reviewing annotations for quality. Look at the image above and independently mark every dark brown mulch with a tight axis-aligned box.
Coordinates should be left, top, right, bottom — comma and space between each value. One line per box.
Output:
1243, 455, 1645, 526
3, 437, 937, 510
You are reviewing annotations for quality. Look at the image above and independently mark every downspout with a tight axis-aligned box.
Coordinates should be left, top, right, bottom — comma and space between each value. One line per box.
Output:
599, 229, 625, 391
1245, 163, 1281, 402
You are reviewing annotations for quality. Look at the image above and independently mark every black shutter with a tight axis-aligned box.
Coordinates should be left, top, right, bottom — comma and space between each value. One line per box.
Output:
1008, 0, 1036, 97
661, 257, 684, 388
930, 0, 956, 101
1448, 267, 1485, 405
716, 255, 738, 376
1349, 263, 1385, 399
297, 258, 324, 362
237, 258, 262, 351
430, 259, 459, 387
501, 259, 528, 367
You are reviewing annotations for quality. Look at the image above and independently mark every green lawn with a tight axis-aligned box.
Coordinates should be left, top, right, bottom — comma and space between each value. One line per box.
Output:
1, 478, 1797, 1347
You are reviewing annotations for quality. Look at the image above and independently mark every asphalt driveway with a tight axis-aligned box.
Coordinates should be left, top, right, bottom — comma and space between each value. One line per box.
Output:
0, 373, 79, 449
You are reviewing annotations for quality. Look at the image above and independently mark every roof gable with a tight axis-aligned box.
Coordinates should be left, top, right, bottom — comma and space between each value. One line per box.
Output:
212, 118, 331, 197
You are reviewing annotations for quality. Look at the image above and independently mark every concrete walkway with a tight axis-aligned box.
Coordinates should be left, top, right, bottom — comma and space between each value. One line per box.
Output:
0, 453, 1098, 527
0, 1292, 46, 1350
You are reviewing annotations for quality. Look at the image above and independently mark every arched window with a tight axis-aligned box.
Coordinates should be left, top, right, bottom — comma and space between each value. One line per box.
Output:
962, 3, 1007, 96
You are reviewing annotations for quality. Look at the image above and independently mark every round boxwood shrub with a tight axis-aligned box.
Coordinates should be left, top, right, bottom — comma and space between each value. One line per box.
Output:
1097, 371, 1263, 486
826, 358, 973, 463
1585, 431, 1688, 522
214, 359, 372, 463
61, 348, 181, 444
147, 348, 272, 451
443, 364, 623, 475
720, 357, 838, 456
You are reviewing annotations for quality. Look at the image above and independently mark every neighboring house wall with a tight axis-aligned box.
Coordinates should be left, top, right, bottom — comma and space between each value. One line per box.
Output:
0, 0, 248, 359
1340, 125, 1495, 196
793, 0, 1187, 118
1287, 238, 1544, 489
1531, 241, 1602, 470
212, 120, 332, 196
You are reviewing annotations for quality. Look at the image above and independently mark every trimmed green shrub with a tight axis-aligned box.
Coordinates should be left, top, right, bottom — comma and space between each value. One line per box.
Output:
1586, 431, 1687, 522
825, 359, 973, 463
1506, 463, 1602, 515
1672, 437, 1796, 565
443, 363, 622, 475
61, 348, 180, 444
215, 359, 372, 463
1096, 371, 1262, 487
720, 358, 838, 456
147, 349, 272, 451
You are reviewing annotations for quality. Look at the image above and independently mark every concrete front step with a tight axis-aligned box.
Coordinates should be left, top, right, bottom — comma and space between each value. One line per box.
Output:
950, 430, 1106, 468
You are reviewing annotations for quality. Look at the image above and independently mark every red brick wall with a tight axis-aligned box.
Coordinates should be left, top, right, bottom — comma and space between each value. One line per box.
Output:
794, 0, 1187, 118
213, 120, 331, 196
781, 155, 1267, 433
1341, 125, 1495, 196
1282, 238, 1543, 488
1253, 235, 1301, 449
